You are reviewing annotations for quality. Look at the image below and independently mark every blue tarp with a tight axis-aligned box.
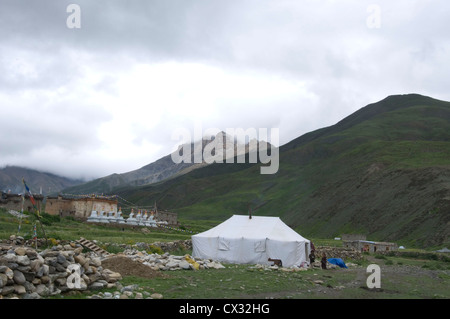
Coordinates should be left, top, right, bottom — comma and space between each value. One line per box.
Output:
327, 258, 348, 268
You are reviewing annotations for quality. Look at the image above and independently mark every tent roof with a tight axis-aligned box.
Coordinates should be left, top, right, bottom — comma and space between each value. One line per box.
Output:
193, 215, 309, 242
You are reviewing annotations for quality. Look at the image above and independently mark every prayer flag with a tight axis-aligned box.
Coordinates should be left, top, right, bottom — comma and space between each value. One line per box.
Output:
33, 223, 37, 241
22, 178, 36, 206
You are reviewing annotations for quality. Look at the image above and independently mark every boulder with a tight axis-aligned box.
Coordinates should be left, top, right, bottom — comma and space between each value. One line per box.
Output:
179, 260, 191, 270
56, 254, 67, 264
14, 247, 27, 256
26, 249, 38, 260
135, 292, 143, 299
14, 284, 27, 294
89, 282, 105, 290
1, 285, 15, 296
2, 253, 18, 264
88, 272, 102, 283
74, 255, 87, 266
13, 270, 26, 285
30, 259, 41, 272
166, 260, 179, 269
17, 255, 30, 266
23, 292, 41, 299
212, 262, 225, 269
90, 257, 102, 267
40, 275, 50, 284
102, 269, 122, 283
5, 267, 14, 280
36, 284, 50, 297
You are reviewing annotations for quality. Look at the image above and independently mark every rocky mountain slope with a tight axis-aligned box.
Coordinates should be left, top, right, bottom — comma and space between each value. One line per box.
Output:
62, 131, 273, 195
0, 166, 82, 196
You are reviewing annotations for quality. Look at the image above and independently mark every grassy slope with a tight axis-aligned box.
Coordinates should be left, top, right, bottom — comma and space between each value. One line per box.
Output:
113, 94, 450, 249
0, 208, 204, 244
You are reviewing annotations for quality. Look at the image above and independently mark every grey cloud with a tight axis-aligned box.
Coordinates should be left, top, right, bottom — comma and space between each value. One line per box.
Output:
1, 0, 450, 179
0, 98, 111, 158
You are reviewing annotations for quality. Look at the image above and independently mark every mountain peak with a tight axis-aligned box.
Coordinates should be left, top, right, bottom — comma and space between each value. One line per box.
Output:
63, 129, 276, 195
282, 93, 450, 151
0, 166, 82, 195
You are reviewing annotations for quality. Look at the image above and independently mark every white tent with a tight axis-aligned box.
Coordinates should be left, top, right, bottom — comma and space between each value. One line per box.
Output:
192, 215, 310, 268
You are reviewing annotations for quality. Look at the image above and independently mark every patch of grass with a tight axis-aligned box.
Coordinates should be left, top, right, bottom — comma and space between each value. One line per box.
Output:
118, 265, 316, 299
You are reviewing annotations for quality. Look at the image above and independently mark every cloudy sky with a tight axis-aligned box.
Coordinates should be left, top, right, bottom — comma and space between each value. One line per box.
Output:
1, 0, 449, 181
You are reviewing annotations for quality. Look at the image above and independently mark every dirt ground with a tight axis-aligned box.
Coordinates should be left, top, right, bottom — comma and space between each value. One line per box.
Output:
101, 256, 168, 279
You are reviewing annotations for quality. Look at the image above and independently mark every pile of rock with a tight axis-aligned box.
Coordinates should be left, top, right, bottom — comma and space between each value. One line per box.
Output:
1, 235, 72, 249
2, 235, 44, 248
137, 240, 193, 252
88, 284, 164, 300
0, 243, 122, 299
118, 248, 225, 271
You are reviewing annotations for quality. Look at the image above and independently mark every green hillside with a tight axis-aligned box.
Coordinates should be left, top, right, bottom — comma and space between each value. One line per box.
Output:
114, 94, 450, 249
62, 173, 128, 195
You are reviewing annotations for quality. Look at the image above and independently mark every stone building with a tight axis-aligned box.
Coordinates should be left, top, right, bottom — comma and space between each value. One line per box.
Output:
45, 195, 118, 219
0, 192, 44, 213
156, 210, 178, 225
343, 239, 398, 253
341, 234, 397, 252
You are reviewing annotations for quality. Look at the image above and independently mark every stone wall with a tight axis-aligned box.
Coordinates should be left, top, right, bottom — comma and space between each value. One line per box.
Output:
0, 237, 122, 299
343, 240, 398, 253
156, 210, 178, 225
312, 246, 363, 261
46, 196, 118, 218
45, 197, 72, 216
0, 193, 44, 213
